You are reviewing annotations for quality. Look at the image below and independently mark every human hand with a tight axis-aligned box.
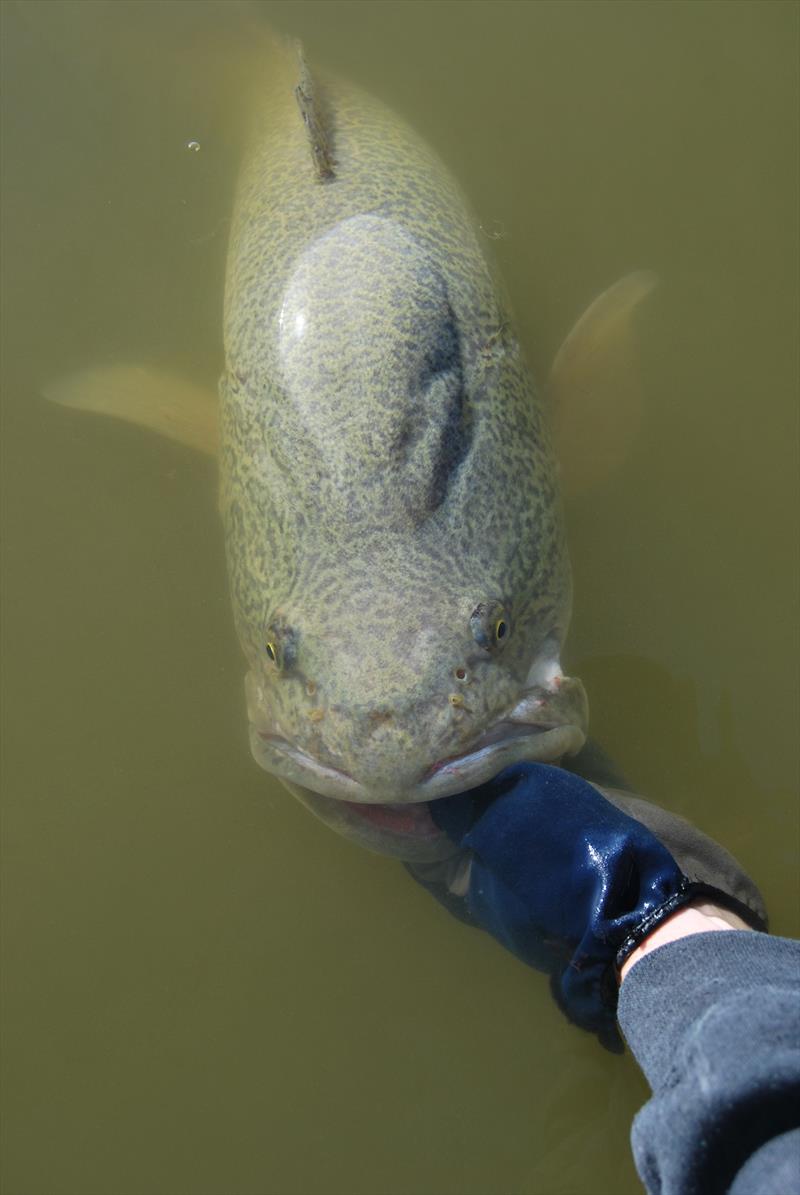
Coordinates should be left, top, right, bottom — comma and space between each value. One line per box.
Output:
420, 764, 766, 1048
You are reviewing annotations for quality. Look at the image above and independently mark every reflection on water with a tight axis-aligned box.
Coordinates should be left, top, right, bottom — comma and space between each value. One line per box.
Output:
1, 2, 797, 1193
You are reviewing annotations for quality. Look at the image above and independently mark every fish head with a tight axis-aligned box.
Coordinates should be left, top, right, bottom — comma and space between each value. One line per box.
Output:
243, 570, 587, 860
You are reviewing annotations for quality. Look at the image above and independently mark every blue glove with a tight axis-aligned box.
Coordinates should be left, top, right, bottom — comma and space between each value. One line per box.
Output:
414, 763, 766, 1049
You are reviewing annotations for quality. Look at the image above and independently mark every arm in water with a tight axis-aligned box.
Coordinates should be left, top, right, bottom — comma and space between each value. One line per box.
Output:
410, 764, 799, 1194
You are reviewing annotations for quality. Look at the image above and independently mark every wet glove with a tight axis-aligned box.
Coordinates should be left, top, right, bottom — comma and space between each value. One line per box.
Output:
412, 763, 767, 1049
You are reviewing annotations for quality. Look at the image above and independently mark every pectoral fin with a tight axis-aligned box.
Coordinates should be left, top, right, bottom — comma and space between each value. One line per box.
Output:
43, 366, 219, 456
547, 270, 658, 496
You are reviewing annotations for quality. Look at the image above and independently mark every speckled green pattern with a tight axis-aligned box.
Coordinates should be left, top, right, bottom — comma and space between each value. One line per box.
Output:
219, 49, 585, 828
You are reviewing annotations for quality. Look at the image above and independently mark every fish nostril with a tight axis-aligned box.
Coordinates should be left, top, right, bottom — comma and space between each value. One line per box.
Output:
306, 681, 317, 696
368, 709, 393, 726
449, 693, 464, 707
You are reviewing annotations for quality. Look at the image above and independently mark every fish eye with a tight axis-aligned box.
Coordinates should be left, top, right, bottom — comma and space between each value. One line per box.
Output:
263, 620, 297, 672
470, 600, 511, 652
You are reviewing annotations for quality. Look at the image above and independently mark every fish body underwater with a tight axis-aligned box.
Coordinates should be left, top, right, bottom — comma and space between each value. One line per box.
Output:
49, 35, 655, 862
220, 44, 588, 861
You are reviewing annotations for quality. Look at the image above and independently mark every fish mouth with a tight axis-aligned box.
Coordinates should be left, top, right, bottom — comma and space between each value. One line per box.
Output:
251, 714, 585, 806
281, 781, 454, 863
341, 799, 442, 836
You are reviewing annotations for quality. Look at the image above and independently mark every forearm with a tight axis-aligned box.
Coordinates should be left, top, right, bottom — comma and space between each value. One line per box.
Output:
617, 928, 800, 1195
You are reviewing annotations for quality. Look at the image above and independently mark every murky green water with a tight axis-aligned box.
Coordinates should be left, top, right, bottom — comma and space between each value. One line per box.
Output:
2, 2, 797, 1193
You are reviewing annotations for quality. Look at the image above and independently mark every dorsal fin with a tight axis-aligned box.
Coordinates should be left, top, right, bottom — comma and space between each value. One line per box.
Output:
293, 43, 336, 182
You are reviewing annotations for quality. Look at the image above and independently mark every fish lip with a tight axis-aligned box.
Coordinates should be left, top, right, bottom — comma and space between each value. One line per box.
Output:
253, 729, 366, 800
422, 720, 556, 777
412, 720, 585, 800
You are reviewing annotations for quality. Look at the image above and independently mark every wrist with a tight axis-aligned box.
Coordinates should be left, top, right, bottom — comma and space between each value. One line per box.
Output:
619, 899, 753, 984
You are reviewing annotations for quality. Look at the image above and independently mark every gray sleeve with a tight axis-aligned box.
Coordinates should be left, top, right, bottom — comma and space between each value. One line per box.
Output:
617, 932, 800, 1195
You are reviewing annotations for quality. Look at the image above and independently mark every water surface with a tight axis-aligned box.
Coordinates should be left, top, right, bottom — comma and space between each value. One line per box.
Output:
2, 3, 797, 1193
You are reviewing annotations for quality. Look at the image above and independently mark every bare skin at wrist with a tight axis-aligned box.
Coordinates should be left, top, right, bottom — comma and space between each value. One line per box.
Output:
619, 900, 753, 984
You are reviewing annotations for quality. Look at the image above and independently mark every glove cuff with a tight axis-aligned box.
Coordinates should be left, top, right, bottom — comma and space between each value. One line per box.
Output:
614, 879, 768, 971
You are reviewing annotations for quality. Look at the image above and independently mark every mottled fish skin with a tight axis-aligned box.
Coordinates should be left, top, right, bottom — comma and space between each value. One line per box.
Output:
219, 45, 587, 856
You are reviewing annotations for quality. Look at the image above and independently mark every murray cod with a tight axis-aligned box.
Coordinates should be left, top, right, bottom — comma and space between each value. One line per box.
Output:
49, 38, 655, 862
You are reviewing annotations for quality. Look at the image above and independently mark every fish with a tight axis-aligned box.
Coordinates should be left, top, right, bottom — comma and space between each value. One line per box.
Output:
46, 34, 655, 863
